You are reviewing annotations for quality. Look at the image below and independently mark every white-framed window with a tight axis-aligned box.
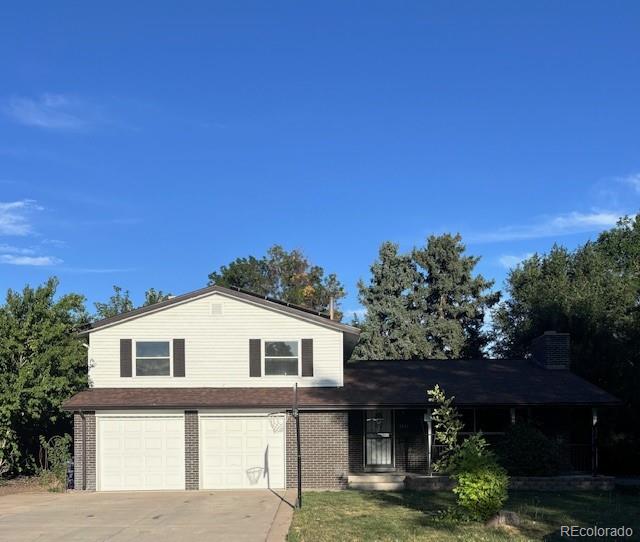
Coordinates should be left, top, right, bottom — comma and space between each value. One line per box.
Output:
135, 340, 171, 376
263, 340, 299, 376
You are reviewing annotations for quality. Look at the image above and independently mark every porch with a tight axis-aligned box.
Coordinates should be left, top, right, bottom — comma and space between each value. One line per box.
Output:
347, 407, 598, 477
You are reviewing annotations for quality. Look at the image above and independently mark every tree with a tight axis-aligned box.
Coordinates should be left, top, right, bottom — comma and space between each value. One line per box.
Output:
492, 215, 640, 473
352, 242, 424, 359
353, 235, 498, 359
413, 234, 499, 358
208, 245, 346, 319
94, 285, 133, 319
0, 278, 88, 473
143, 288, 172, 306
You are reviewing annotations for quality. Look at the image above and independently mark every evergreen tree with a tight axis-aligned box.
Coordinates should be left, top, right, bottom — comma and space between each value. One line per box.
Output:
352, 242, 423, 359
353, 235, 498, 359
413, 234, 499, 358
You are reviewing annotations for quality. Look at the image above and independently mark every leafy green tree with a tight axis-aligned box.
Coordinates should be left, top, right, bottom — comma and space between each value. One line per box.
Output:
492, 215, 640, 472
427, 384, 464, 472
0, 278, 88, 473
208, 244, 346, 319
354, 235, 498, 359
143, 288, 172, 306
94, 285, 134, 319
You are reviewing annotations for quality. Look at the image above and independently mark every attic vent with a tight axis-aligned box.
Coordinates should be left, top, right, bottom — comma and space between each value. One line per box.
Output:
210, 303, 223, 316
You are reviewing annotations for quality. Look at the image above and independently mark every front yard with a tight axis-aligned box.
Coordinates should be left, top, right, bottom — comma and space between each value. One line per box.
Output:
287, 489, 640, 541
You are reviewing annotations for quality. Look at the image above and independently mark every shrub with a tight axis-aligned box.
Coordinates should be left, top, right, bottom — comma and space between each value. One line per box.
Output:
449, 434, 495, 474
497, 423, 566, 476
453, 463, 509, 521
38, 434, 72, 492
448, 434, 509, 520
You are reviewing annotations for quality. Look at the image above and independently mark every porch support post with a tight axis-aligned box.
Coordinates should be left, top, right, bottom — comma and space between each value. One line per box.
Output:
591, 407, 599, 476
425, 409, 433, 476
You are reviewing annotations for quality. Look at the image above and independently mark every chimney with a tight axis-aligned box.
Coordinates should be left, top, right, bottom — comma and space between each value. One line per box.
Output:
531, 331, 570, 370
329, 297, 335, 321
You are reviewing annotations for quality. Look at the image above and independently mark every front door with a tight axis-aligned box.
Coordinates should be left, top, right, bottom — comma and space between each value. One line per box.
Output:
365, 410, 394, 470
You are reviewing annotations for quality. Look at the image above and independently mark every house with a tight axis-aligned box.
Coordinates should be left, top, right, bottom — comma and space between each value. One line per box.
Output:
63, 285, 619, 492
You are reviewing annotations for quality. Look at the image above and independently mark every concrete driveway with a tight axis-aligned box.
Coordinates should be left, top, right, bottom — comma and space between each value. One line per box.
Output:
0, 489, 295, 542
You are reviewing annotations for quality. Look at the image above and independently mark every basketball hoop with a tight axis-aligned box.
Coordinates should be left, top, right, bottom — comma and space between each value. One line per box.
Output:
246, 467, 263, 485
267, 413, 284, 433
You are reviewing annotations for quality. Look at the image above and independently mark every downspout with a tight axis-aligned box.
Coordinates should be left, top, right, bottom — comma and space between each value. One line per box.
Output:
80, 410, 87, 490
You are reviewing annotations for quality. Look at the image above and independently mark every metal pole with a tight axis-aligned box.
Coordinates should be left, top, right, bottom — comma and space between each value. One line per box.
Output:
293, 383, 302, 508
591, 408, 598, 476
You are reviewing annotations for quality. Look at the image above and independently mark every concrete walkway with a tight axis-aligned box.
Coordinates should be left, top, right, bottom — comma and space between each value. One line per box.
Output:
0, 489, 296, 542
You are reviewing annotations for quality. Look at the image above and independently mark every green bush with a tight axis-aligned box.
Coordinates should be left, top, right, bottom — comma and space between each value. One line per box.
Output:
453, 464, 509, 521
448, 434, 509, 521
449, 434, 495, 474
497, 423, 567, 476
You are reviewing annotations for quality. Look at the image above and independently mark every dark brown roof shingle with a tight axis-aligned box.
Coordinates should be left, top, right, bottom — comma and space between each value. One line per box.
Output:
63, 359, 620, 410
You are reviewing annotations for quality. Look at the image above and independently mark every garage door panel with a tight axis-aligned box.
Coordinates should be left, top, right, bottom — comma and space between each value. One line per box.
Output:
98, 416, 185, 491
201, 416, 285, 490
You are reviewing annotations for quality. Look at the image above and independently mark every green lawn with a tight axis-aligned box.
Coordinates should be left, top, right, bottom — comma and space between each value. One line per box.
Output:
287, 489, 640, 541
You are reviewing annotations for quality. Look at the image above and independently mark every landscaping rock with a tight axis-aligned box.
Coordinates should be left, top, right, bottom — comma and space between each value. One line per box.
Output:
486, 510, 521, 527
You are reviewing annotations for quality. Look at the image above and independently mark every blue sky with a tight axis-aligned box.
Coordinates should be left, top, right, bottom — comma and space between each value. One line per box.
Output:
1, 1, 639, 320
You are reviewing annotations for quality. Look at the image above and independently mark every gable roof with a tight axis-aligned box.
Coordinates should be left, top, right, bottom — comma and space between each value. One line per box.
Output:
79, 284, 360, 338
63, 359, 620, 411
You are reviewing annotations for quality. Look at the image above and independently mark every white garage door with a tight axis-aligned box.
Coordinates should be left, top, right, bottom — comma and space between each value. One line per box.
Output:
200, 416, 285, 490
98, 415, 185, 491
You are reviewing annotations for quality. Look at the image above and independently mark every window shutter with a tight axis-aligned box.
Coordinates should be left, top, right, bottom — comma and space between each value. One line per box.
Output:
301, 338, 314, 377
249, 339, 261, 377
120, 339, 132, 377
173, 339, 185, 377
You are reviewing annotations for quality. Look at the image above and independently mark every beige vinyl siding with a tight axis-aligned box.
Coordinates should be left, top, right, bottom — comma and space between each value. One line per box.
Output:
88, 292, 343, 388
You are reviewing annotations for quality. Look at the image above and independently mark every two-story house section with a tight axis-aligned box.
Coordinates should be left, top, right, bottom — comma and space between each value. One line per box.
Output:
64, 285, 619, 492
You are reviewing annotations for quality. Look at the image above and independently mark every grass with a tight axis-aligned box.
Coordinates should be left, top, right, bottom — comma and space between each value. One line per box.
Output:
287, 488, 640, 541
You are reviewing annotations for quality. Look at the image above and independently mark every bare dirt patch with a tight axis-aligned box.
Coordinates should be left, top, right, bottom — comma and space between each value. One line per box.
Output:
0, 476, 50, 497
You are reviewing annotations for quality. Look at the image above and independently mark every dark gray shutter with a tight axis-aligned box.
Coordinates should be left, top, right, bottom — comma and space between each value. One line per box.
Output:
301, 338, 314, 377
173, 339, 185, 377
249, 339, 261, 377
120, 339, 132, 377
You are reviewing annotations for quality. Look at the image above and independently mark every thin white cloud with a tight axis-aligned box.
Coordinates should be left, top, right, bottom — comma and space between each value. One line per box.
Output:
0, 254, 61, 266
0, 243, 36, 255
468, 211, 623, 243
0, 199, 42, 235
498, 253, 534, 269
4, 94, 93, 131
620, 172, 640, 193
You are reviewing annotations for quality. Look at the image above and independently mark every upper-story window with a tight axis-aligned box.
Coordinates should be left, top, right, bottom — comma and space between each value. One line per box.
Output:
264, 340, 299, 376
135, 341, 171, 376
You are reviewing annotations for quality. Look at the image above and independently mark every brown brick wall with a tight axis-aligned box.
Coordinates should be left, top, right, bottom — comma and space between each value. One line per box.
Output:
286, 411, 349, 489
73, 411, 96, 490
185, 410, 199, 490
